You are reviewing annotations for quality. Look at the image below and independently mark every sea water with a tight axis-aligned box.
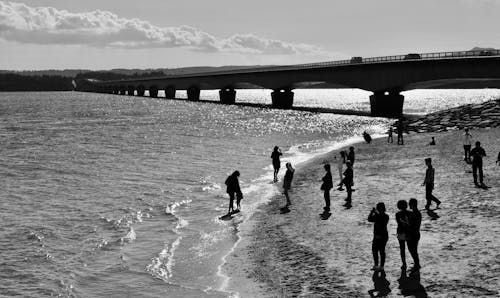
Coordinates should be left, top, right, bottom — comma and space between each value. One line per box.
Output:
1, 89, 499, 297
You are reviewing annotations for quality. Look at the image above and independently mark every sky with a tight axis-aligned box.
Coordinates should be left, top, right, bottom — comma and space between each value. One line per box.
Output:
0, 0, 499, 70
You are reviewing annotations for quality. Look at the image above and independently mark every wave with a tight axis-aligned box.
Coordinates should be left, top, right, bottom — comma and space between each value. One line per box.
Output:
146, 236, 182, 282
120, 227, 136, 243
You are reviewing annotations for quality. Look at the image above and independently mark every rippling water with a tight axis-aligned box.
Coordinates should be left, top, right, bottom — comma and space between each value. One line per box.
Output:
0, 89, 498, 297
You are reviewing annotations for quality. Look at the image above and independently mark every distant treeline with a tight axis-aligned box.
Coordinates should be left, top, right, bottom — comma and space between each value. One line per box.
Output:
0, 73, 74, 91
0, 65, 269, 91
0, 71, 166, 91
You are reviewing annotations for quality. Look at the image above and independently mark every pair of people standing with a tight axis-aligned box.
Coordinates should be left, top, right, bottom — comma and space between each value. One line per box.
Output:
321, 157, 354, 212
395, 199, 422, 273
270, 146, 296, 208
463, 129, 488, 188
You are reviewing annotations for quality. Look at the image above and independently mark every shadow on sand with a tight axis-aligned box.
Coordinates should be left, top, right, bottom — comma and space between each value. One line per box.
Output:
398, 269, 428, 297
368, 270, 391, 297
426, 209, 439, 220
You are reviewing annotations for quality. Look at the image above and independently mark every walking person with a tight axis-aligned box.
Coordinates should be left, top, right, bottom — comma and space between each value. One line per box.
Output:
337, 151, 346, 190
387, 126, 394, 143
463, 128, 473, 163
395, 200, 410, 269
407, 198, 422, 273
271, 146, 282, 183
422, 158, 441, 210
397, 118, 405, 145
368, 202, 389, 271
429, 137, 436, 146
471, 141, 487, 188
320, 164, 333, 213
225, 171, 242, 215
347, 146, 355, 165
343, 161, 354, 207
496, 151, 500, 165
282, 162, 295, 207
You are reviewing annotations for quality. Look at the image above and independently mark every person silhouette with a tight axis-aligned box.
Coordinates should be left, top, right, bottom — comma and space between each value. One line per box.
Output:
397, 119, 405, 145
496, 151, 500, 165
407, 198, 422, 273
337, 151, 346, 190
463, 128, 473, 162
225, 171, 242, 215
343, 161, 354, 207
271, 146, 282, 183
422, 158, 441, 210
347, 147, 355, 165
429, 137, 435, 145
368, 202, 389, 271
395, 200, 410, 269
387, 127, 394, 143
283, 162, 295, 207
470, 141, 487, 188
368, 270, 391, 297
320, 164, 333, 213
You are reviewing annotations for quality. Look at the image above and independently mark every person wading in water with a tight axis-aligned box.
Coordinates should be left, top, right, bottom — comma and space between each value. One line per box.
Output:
271, 146, 282, 183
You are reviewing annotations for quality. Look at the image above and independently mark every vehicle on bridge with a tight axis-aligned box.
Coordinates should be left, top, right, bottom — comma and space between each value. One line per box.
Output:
350, 56, 363, 63
404, 53, 422, 60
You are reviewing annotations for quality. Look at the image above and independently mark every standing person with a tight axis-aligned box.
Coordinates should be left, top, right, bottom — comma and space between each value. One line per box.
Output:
496, 151, 500, 165
388, 126, 394, 143
347, 146, 355, 165
407, 198, 422, 273
343, 161, 354, 207
429, 137, 436, 145
470, 141, 487, 188
271, 146, 282, 183
320, 164, 333, 213
422, 158, 441, 210
395, 200, 410, 269
225, 171, 242, 215
368, 202, 389, 271
397, 119, 405, 145
282, 162, 295, 207
463, 128, 473, 162
337, 151, 346, 189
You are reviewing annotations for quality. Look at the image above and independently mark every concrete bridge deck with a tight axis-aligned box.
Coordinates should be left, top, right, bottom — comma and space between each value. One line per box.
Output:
77, 50, 500, 117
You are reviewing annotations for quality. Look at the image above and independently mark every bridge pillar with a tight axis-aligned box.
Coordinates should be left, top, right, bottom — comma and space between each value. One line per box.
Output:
137, 85, 145, 96
149, 86, 159, 98
271, 89, 294, 108
165, 87, 176, 99
187, 87, 200, 100
219, 88, 236, 104
369, 91, 404, 117
127, 86, 135, 96
119, 86, 127, 95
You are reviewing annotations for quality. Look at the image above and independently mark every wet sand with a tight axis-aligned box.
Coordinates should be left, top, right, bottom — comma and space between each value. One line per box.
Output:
225, 126, 500, 297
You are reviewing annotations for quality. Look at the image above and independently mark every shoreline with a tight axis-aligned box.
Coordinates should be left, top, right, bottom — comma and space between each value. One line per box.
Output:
223, 98, 500, 297
219, 135, 378, 298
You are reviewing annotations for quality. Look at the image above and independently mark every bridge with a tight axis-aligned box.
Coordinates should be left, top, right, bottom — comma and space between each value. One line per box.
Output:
77, 50, 500, 117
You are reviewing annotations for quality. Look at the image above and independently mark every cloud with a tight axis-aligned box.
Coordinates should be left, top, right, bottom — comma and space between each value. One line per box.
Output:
0, 1, 327, 56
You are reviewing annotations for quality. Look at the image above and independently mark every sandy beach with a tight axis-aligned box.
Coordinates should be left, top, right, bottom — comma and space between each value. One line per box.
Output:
225, 102, 500, 297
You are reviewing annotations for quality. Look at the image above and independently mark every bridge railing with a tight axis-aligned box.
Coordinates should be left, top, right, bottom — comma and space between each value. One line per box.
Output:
100, 49, 500, 83
167, 49, 500, 77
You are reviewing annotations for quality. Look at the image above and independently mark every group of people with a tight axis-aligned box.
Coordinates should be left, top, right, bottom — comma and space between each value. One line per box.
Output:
463, 128, 494, 188
323, 146, 355, 212
368, 198, 422, 273
387, 118, 406, 145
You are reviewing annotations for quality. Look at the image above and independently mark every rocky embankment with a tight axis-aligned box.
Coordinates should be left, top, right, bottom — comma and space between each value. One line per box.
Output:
403, 98, 500, 132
